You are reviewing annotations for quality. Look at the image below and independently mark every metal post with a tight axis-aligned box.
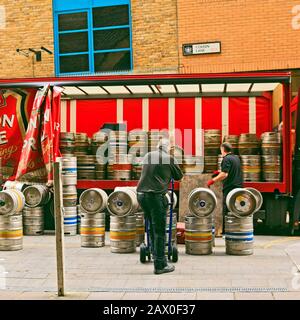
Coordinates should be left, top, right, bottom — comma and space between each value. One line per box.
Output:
53, 161, 65, 296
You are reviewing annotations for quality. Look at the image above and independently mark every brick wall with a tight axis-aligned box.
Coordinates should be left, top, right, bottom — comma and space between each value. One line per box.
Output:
178, 0, 300, 73
0, 0, 179, 79
131, 0, 178, 74
0, 0, 298, 78
0, 0, 55, 78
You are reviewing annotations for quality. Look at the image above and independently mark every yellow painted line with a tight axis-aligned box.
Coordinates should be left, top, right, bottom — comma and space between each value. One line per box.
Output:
260, 237, 300, 249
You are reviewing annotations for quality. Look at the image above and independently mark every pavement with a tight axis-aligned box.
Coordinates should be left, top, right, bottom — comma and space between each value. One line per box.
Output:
0, 234, 300, 300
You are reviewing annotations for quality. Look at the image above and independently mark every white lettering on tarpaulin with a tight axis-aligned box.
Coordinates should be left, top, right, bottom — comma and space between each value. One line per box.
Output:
292, 5, 300, 30
0, 131, 8, 145
0, 6, 5, 30
1, 114, 15, 128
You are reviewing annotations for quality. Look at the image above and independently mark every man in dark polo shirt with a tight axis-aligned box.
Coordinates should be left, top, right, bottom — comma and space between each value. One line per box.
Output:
137, 138, 183, 274
207, 142, 243, 234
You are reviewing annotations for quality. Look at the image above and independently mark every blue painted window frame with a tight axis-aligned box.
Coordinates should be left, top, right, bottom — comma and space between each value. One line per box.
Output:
53, 0, 133, 76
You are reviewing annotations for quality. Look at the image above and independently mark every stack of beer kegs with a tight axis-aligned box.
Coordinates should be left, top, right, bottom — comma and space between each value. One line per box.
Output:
183, 156, 204, 175
91, 131, 109, 180
22, 185, 50, 236
223, 135, 239, 154
107, 154, 133, 181
74, 133, 90, 156
148, 130, 169, 152
107, 187, 139, 253
185, 188, 217, 255
204, 130, 221, 173
261, 132, 282, 182
239, 133, 261, 182
128, 130, 148, 158
60, 132, 75, 156
0, 188, 25, 250
225, 187, 262, 255
79, 188, 108, 247
58, 157, 78, 236
77, 155, 96, 180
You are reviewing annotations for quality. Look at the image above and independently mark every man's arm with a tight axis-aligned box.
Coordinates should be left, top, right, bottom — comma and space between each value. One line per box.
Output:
171, 157, 184, 181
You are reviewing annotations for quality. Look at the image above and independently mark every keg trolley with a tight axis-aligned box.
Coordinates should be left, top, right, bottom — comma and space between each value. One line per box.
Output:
140, 178, 178, 264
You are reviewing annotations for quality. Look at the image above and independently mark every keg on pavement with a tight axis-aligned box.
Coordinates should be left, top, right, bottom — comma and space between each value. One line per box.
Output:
204, 156, 218, 173
261, 132, 282, 155
166, 211, 177, 246
80, 211, 106, 248
165, 190, 178, 210
23, 206, 44, 236
183, 156, 204, 175
58, 157, 77, 185
23, 185, 50, 208
226, 188, 257, 218
0, 189, 25, 215
79, 188, 108, 214
223, 135, 239, 154
77, 155, 96, 180
262, 155, 282, 182
185, 215, 213, 255
245, 187, 263, 213
238, 133, 261, 155
3, 181, 28, 192
62, 185, 77, 207
77, 205, 81, 234
107, 188, 139, 217
135, 212, 145, 247
188, 188, 217, 218
60, 132, 75, 156
225, 214, 254, 256
240, 155, 261, 182
204, 130, 221, 156
0, 214, 23, 251
63, 206, 77, 236
110, 214, 136, 253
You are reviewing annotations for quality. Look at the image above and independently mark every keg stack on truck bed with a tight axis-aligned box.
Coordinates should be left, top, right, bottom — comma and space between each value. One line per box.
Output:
0, 71, 299, 235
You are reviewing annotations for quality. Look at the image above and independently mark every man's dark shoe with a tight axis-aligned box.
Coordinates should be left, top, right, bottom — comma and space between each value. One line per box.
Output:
154, 264, 175, 275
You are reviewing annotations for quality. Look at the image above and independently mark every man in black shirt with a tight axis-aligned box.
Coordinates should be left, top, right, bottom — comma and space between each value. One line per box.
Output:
207, 142, 243, 234
137, 138, 183, 274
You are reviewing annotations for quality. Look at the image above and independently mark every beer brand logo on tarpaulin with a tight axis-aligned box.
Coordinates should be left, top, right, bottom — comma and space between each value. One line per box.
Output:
0, 90, 6, 108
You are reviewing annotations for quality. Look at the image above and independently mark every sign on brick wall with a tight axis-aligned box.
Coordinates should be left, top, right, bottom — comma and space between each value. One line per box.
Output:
182, 41, 221, 56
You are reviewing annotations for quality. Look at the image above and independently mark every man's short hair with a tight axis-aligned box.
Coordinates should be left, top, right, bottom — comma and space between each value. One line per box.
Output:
157, 138, 170, 152
221, 142, 233, 153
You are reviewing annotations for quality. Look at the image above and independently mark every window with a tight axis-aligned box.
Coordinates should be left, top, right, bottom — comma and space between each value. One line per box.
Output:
53, 0, 132, 75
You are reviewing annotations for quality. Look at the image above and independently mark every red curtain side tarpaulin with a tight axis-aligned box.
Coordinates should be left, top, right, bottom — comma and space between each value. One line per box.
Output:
0, 88, 36, 179
16, 85, 61, 184
123, 99, 143, 131
149, 98, 169, 131
229, 97, 250, 135
76, 99, 117, 137
175, 98, 195, 155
